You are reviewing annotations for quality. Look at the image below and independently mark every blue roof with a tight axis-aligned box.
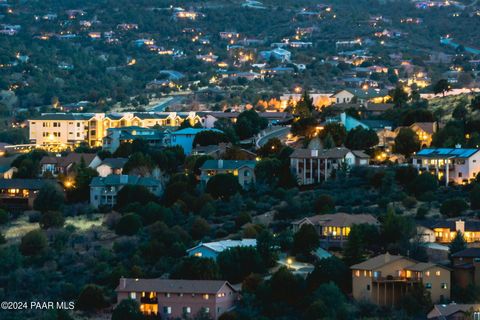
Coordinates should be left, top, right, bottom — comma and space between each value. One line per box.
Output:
416, 148, 479, 158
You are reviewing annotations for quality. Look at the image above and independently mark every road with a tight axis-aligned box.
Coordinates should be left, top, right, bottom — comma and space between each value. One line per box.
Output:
256, 126, 291, 148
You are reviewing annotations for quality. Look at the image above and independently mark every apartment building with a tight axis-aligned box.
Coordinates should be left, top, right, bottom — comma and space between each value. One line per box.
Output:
289, 147, 369, 185
351, 253, 450, 306
116, 278, 238, 319
412, 148, 480, 185
28, 112, 201, 147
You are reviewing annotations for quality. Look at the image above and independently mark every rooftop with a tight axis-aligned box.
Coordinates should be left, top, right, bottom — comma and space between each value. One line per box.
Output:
187, 239, 257, 254
415, 148, 479, 158
116, 278, 234, 294
200, 159, 256, 171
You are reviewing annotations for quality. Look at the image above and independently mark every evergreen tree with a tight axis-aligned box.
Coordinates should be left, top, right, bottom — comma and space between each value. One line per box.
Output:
449, 231, 467, 258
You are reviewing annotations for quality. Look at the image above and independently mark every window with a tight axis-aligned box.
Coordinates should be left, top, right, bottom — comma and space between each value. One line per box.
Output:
373, 271, 381, 278
130, 292, 136, 299
354, 270, 360, 277
425, 271, 430, 277
458, 172, 463, 178
183, 307, 191, 314
203, 294, 209, 300
204, 307, 210, 313
165, 293, 170, 298
194, 252, 202, 257
473, 312, 480, 320
163, 307, 171, 314
441, 283, 448, 289
77, 123, 81, 127
474, 258, 480, 262
436, 271, 441, 276
425, 283, 432, 289
217, 293, 225, 298
366, 285, 370, 291
178, 293, 183, 297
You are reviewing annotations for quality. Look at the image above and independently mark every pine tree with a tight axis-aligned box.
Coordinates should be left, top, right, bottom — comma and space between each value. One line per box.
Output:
449, 231, 467, 258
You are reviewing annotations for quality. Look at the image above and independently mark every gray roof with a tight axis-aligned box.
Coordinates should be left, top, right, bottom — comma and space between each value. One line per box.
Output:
200, 160, 256, 170
99, 158, 128, 169
90, 175, 160, 188
29, 113, 94, 121
116, 278, 235, 294
0, 179, 53, 190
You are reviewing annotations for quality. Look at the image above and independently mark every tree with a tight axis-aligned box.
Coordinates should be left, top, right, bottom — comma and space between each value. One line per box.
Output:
293, 224, 319, 256
470, 184, 480, 210
319, 123, 347, 147
192, 130, 230, 147
190, 217, 211, 239
470, 95, 480, 111
256, 138, 284, 158
313, 194, 335, 214
33, 183, 65, 212
115, 185, 157, 208
440, 198, 468, 217
255, 158, 282, 186
408, 172, 438, 198
0, 209, 9, 225
381, 207, 416, 248
77, 284, 107, 312
394, 128, 420, 157
170, 256, 220, 280
307, 257, 350, 293
395, 166, 418, 187
234, 109, 268, 139
112, 299, 143, 320
217, 247, 266, 283
20, 229, 48, 256
294, 91, 314, 118
123, 152, 154, 176
389, 86, 409, 106
449, 231, 467, 258
39, 211, 65, 229
345, 127, 379, 150
452, 104, 468, 121
291, 117, 317, 139
206, 174, 242, 199
67, 157, 98, 202
256, 229, 277, 268
306, 283, 350, 319
115, 213, 143, 236
433, 79, 451, 97
400, 284, 432, 316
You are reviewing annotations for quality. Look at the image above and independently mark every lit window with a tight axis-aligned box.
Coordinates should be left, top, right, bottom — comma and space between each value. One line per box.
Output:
130, 292, 136, 299
183, 307, 191, 314
441, 283, 448, 289
165, 293, 170, 298
163, 306, 171, 314
436, 271, 441, 276
204, 307, 210, 313
354, 270, 360, 277
425, 271, 430, 277
194, 252, 202, 257
203, 294, 209, 300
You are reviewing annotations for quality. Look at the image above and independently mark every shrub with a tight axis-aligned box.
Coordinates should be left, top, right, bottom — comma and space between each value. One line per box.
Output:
76, 284, 107, 312
402, 196, 417, 209
115, 213, 142, 236
416, 206, 429, 220
20, 229, 48, 256
440, 198, 468, 217
0, 209, 8, 224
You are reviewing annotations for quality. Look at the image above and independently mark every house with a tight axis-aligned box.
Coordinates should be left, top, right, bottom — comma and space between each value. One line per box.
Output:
96, 158, 128, 177
259, 48, 291, 62
351, 253, 451, 306
289, 147, 369, 185
0, 179, 55, 209
428, 303, 480, 320
451, 248, 480, 289
0, 155, 18, 179
192, 143, 256, 160
326, 112, 393, 132
168, 128, 223, 155
103, 126, 167, 153
199, 160, 256, 189
90, 175, 162, 208
430, 219, 480, 243
292, 213, 379, 247
116, 278, 237, 319
331, 89, 390, 105
412, 148, 480, 185
40, 153, 101, 176
394, 122, 437, 148
187, 239, 257, 260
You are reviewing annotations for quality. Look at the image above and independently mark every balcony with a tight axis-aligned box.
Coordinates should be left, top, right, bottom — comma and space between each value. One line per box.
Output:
372, 276, 421, 283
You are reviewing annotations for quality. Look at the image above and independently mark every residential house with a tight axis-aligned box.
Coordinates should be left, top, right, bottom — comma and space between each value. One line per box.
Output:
351, 253, 451, 306
430, 220, 480, 244
259, 48, 291, 62
451, 248, 480, 289
428, 303, 480, 320
102, 126, 167, 153
90, 175, 162, 208
199, 159, 256, 189
40, 153, 101, 176
412, 148, 480, 185
289, 147, 369, 185
331, 89, 390, 105
0, 179, 55, 209
187, 239, 257, 260
192, 143, 256, 160
395, 122, 437, 148
292, 213, 379, 247
116, 278, 237, 319
0, 155, 18, 179
169, 128, 223, 155
96, 158, 128, 177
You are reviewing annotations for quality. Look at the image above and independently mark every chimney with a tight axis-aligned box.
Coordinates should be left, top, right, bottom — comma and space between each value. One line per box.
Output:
311, 149, 319, 157
218, 159, 223, 169
385, 252, 390, 263
456, 220, 465, 234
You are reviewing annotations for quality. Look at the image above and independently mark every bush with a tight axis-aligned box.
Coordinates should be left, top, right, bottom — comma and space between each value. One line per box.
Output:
76, 284, 107, 312
416, 206, 429, 220
20, 229, 48, 256
0, 209, 8, 224
115, 213, 143, 236
440, 198, 468, 217
33, 183, 65, 212
402, 196, 417, 209
112, 299, 143, 320
314, 194, 335, 214
39, 211, 65, 229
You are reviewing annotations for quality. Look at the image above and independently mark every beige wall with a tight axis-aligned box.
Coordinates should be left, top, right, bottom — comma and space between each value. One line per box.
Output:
422, 266, 450, 302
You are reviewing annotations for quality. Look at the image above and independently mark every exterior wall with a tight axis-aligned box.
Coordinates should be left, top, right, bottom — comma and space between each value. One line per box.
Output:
423, 266, 450, 302
170, 133, 196, 155
96, 164, 114, 177
412, 154, 480, 185
29, 119, 87, 145
334, 91, 355, 104
200, 167, 255, 189
117, 285, 236, 319
188, 246, 218, 260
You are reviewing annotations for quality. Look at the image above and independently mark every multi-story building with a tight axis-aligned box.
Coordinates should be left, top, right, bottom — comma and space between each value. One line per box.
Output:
0, 179, 56, 210
351, 253, 451, 306
289, 147, 369, 185
102, 126, 168, 153
28, 112, 202, 148
430, 220, 480, 244
116, 278, 238, 319
199, 159, 256, 189
90, 174, 162, 208
412, 148, 480, 185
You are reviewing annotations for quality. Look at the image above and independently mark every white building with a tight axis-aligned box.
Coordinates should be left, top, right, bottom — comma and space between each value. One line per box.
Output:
412, 148, 480, 185
187, 239, 257, 260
